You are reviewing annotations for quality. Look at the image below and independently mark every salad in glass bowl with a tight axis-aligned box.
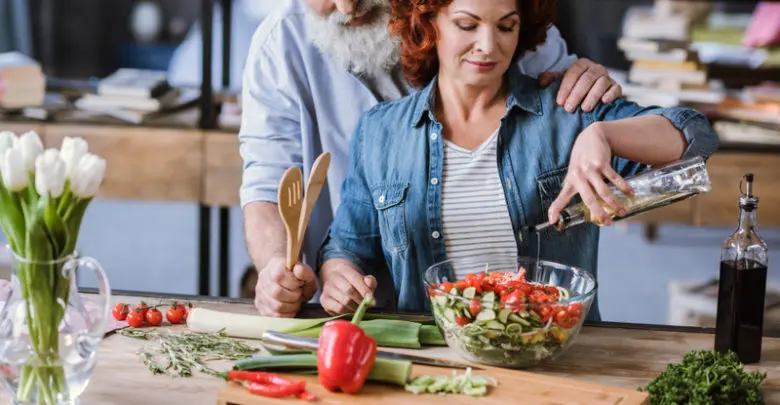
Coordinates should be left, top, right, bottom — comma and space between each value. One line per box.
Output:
423, 256, 597, 368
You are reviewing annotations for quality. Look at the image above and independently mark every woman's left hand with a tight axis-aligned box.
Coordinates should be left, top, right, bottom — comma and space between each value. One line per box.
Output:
547, 124, 634, 227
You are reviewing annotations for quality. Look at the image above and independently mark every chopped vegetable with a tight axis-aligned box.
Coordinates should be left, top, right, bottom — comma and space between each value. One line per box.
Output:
638, 349, 767, 405
428, 267, 583, 366
233, 353, 412, 387
120, 328, 259, 377
404, 367, 496, 397
317, 294, 378, 394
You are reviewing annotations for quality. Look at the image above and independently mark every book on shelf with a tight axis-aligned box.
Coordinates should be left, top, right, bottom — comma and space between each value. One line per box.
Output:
97, 68, 171, 99
0, 52, 45, 109
714, 120, 780, 146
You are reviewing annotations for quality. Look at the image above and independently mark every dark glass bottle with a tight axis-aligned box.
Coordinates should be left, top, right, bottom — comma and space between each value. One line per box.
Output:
714, 173, 769, 364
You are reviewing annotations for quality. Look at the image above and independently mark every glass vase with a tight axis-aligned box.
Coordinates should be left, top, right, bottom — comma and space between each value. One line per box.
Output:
0, 245, 111, 405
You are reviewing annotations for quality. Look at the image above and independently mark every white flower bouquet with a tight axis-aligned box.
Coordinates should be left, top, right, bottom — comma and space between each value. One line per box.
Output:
0, 130, 106, 405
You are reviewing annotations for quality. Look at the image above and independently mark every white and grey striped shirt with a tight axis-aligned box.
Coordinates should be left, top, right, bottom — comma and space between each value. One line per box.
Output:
441, 130, 519, 279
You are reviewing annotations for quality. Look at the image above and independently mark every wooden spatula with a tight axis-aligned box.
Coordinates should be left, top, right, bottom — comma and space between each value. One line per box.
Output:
297, 152, 331, 250
277, 166, 304, 271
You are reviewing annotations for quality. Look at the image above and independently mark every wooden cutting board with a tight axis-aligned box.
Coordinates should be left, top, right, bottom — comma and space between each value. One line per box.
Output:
216, 363, 650, 405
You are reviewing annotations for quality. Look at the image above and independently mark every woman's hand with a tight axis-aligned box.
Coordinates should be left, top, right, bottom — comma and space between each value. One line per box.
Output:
320, 258, 377, 315
547, 123, 634, 226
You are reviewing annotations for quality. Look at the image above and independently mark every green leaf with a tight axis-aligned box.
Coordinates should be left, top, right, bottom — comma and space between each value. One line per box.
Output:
40, 195, 69, 258
24, 203, 53, 263
62, 198, 91, 254
0, 184, 27, 254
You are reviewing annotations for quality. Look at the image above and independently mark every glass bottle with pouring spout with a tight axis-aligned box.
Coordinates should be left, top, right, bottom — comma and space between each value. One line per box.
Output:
714, 173, 768, 364
529, 156, 712, 232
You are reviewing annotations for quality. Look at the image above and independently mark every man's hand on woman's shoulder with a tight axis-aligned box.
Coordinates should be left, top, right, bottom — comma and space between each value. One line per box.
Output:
538, 58, 623, 114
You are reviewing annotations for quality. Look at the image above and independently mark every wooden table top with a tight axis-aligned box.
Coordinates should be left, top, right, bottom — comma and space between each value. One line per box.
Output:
1, 291, 778, 405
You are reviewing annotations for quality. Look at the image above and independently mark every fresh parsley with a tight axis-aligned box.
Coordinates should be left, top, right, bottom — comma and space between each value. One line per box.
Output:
639, 349, 767, 405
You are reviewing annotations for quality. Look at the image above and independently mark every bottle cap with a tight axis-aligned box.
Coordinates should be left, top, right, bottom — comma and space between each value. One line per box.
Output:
740, 173, 758, 208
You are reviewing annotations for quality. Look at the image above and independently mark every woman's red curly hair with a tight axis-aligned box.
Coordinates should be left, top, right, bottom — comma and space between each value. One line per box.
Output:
388, 0, 556, 88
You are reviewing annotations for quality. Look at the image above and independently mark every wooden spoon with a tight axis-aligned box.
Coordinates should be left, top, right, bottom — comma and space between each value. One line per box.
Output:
277, 166, 304, 271
297, 152, 331, 253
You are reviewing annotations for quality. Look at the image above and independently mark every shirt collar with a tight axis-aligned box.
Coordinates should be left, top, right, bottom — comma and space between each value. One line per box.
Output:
412, 63, 543, 128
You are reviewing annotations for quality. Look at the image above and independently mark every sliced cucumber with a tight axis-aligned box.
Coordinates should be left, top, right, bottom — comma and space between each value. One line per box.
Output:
475, 309, 496, 322
480, 301, 495, 310
462, 286, 476, 299
480, 291, 496, 303
485, 320, 504, 331
505, 323, 523, 336
443, 307, 457, 323
498, 308, 512, 324
433, 295, 449, 307
449, 287, 460, 296
508, 313, 531, 326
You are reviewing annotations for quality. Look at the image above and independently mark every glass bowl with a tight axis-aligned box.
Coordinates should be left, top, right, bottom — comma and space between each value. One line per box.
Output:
423, 255, 597, 368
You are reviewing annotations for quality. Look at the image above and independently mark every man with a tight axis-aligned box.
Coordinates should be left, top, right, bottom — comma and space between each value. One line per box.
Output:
240, 0, 623, 317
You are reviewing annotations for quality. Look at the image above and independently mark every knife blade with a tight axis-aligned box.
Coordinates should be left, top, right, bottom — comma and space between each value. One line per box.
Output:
261, 331, 481, 370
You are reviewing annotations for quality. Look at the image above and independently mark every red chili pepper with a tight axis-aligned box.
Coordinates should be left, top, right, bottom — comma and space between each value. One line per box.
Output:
298, 390, 318, 401
242, 380, 306, 398
227, 370, 294, 386
317, 294, 378, 394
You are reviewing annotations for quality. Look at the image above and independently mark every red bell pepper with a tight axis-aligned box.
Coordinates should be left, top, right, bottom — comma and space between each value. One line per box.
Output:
317, 294, 378, 394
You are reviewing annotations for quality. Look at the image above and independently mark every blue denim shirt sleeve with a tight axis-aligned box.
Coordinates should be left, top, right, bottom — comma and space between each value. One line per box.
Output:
318, 114, 383, 273
587, 98, 720, 177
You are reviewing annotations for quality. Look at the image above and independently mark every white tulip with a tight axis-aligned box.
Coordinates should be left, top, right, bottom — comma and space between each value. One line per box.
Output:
14, 131, 43, 172
1, 148, 28, 191
0, 131, 17, 157
59, 137, 89, 179
34, 149, 66, 198
69, 153, 106, 198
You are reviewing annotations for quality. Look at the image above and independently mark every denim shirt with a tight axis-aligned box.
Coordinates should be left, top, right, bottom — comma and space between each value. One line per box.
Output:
319, 65, 720, 321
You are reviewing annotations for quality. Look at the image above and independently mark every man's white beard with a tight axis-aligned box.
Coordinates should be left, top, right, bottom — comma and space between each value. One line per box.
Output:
304, 0, 401, 77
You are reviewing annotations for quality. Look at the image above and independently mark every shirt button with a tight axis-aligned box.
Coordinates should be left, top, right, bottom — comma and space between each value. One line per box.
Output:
378, 195, 385, 204
431, 177, 439, 185
430, 133, 438, 140
432, 231, 440, 239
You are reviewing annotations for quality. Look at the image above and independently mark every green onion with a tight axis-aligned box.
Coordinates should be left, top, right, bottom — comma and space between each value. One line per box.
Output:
233, 353, 412, 387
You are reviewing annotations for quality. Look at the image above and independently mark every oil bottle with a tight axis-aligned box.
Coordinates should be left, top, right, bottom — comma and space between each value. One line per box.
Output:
714, 173, 769, 364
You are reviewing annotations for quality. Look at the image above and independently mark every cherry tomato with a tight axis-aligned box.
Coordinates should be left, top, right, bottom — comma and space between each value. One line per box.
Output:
112, 303, 129, 321
455, 315, 470, 326
469, 300, 482, 316
145, 308, 163, 326
127, 309, 145, 328
500, 291, 526, 311
544, 285, 560, 299
439, 281, 454, 292
134, 302, 150, 319
166, 306, 184, 324
554, 309, 578, 328
567, 302, 583, 317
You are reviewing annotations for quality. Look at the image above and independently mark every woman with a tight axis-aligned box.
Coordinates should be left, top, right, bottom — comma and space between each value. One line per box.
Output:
316, 0, 719, 319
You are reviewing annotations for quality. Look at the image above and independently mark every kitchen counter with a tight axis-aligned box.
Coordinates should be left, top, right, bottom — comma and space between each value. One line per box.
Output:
2, 290, 775, 405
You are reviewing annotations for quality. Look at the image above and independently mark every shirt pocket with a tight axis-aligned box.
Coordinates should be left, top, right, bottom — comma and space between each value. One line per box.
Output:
371, 183, 410, 253
535, 167, 573, 240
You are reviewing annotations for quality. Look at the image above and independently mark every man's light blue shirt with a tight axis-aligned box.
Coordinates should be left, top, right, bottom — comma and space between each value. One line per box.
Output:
238, 0, 578, 270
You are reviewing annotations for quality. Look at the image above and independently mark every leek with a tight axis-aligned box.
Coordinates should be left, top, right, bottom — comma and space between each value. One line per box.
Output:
233, 353, 412, 387
291, 319, 423, 349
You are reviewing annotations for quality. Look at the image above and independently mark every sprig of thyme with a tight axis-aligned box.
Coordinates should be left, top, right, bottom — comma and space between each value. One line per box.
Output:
120, 327, 259, 378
